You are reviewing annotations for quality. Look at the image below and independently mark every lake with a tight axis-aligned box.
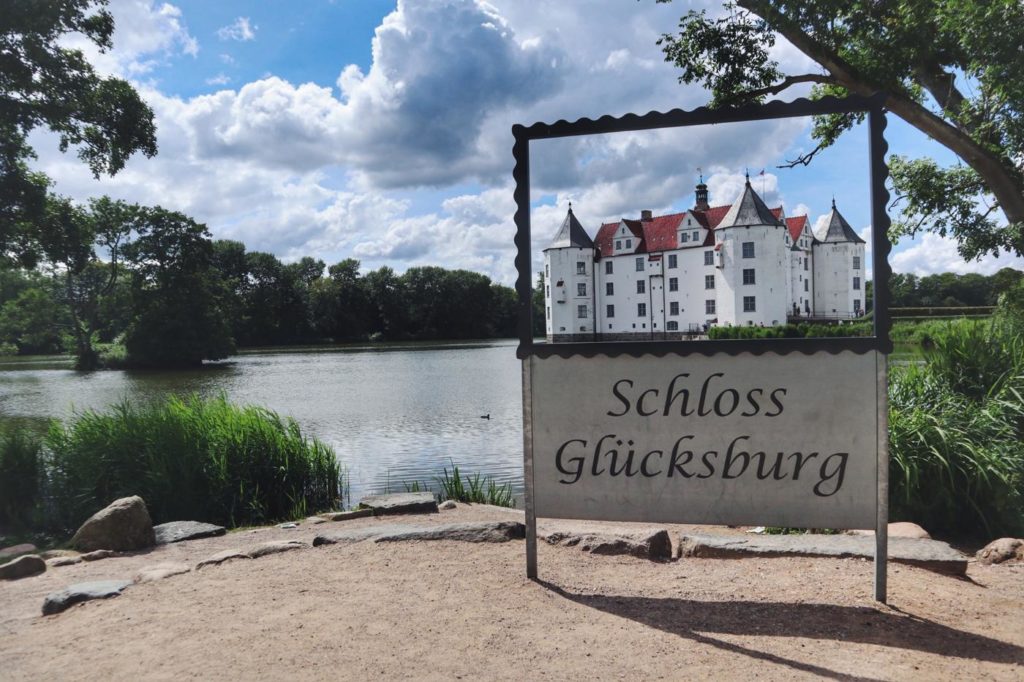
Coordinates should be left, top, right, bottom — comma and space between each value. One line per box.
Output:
0, 340, 524, 504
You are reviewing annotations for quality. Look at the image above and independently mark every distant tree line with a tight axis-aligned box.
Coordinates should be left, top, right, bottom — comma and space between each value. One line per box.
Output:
0, 197, 519, 369
889, 269, 1023, 308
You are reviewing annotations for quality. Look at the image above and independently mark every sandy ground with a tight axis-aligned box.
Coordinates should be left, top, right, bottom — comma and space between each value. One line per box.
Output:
1, 505, 1022, 681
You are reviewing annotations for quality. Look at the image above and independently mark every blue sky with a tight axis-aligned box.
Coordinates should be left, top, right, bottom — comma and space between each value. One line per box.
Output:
33, 0, 1022, 285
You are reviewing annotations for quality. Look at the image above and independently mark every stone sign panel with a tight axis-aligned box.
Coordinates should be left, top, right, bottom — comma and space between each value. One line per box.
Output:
529, 351, 880, 529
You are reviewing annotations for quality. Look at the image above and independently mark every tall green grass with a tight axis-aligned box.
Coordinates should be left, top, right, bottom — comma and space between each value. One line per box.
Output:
0, 425, 42, 530
43, 395, 341, 533
437, 464, 516, 507
888, 319, 1024, 537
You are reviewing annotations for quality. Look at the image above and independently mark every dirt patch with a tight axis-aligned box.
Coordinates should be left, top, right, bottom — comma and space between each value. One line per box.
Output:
1, 506, 1022, 680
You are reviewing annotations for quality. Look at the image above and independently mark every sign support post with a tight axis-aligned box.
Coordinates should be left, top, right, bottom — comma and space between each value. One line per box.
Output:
875, 354, 889, 603
522, 359, 538, 580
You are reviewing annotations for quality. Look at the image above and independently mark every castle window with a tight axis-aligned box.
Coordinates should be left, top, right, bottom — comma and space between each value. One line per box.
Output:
668, 254, 677, 269
853, 276, 861, 290
804, 257, 808, 271
704, 250, 714, 266
637, 303, 647, 317
853, 256, 861, 270
743, 268, 755, 285
743, 296, 756, 312
742, 242, 755, 258
545, 264, 549, 277
667, 321, 679, 331
606, 282, 614, 296
577, 305, 588, 319
681, 232, 689, 243
669, 277, 678, 292
705, 274, 715, 290
635, 257, 644, 272
705, 299, 716, 314
545, 285, 549, 297
576, 261, 585, 274
615, 240, 621, 250
804, 279, 808, 292
577, 283, 586, 296
636, 280, 645, 294
625, 239, 632, 248
670, 302, 679, 316
692, 231, 699, 241
606, 304, 615, 318
605, 260, 613, 274
854, 299, 861, 313
546, 307, 550, 319
687, 218, 691, 226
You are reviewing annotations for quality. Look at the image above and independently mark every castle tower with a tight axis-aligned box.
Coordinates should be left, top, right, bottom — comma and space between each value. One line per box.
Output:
712, 175, 789, 326
543, 205, 596, 342
812, 199, 867, 318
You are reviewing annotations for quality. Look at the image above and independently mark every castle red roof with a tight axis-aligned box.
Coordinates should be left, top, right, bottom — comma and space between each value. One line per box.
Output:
786, 215, 809, 242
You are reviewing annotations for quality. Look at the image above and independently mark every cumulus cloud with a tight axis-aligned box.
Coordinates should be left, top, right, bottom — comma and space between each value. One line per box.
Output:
891, 234, 1024, 277
217, 17, 256, 42
62, 0, 198, 77
205, 73, 230, 86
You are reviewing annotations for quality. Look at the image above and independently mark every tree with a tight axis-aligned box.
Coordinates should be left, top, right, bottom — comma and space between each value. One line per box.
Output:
1, 0, 157, 257
657, 0, 1024, 259
122, 207, 233, 367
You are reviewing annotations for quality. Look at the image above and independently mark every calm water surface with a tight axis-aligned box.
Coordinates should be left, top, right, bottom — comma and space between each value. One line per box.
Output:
0, 340, 524, 502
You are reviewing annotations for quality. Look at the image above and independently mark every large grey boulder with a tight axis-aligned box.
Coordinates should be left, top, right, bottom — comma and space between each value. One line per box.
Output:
0, 554, 46, 580
42, 580, 132, 616
0, 543, 37, 561
357, 492, 438, 516
976, 538, 1024, 565
70, 496, 155, 552
679, 532, 968, 576
541, 528, 672, 561
153, 521, 226, 545
313, 521, 525, 547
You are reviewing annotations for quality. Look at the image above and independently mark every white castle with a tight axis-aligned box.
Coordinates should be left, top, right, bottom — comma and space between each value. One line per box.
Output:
543, 175, 866, 342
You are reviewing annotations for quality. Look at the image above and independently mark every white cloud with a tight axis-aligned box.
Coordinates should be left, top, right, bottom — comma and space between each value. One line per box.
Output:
217, 17, 256, 42
891, 233, 1024, 277
62, 0, 199, 77
205, 74, 230, 86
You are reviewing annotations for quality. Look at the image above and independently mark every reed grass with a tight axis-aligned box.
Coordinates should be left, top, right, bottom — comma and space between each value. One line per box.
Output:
0, 425, 42, 529
436, 463, 515, 507
44, 394, 342, 532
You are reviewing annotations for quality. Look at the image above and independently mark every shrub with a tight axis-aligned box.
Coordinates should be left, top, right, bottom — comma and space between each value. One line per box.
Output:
0, 424, 43, 529
888, 320, 1024, 538
44, 394, 341, 533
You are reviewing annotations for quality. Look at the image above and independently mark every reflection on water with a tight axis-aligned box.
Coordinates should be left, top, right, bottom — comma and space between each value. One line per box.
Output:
0, 340, 523, 502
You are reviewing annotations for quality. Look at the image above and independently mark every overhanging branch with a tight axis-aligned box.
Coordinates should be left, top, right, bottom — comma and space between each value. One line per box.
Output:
721, 73, 834, 105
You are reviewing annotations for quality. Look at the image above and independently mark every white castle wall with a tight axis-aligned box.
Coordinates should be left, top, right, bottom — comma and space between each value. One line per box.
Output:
715, 224, 790, 326
813, 242, 865, 318
544, 246, 595, 341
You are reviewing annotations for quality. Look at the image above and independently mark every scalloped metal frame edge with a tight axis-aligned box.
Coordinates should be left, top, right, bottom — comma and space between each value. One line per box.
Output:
513, 94, 893, 359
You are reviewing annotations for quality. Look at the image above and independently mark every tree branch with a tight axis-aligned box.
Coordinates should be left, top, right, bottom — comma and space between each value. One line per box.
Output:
720, 73, 834, 105
777, 141, 826, 169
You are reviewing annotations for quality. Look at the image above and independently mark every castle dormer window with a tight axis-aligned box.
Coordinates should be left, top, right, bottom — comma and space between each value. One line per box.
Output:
615, 240, 621, 250
576, 261, 585, 274
692, 231, 699, 241
625, 239, 632, 248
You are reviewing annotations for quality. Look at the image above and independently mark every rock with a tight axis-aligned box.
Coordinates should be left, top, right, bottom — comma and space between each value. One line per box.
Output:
848, 522, 931, 539
305, 516, 327, 525
976, 538, 1024, 565
70, 496, 155, 552
357, 492, 438, 516
39, 549, 80, 560
153, 521, 226, 545
278, 522, 299, 529
0, 543, 37, 561
438, 500, 457, 511
542, 528, 672, 561
134, 563, 191, 584
247, 540, 305, 558
46, 555, 83, 568
314, 521, 525, 547
81, 549, 120, 562
322, 509, 374, 522
679, 532, 968, 577
196, 549, 250, 569
42, 580, 132, 616
0, 554, 46, 580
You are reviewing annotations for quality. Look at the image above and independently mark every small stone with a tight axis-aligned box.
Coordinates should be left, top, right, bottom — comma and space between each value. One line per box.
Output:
279, 522, 299, 529
541, 528, 672, 561
357, 492, 438, 516
196, 549, 250, 569
247, 540, 305, 558
42, 580, 132, 616
134, 563, 191, 583
0, 543, 37, 561
81, 549, 119, 562
438, 500, 457, 511
47, 555, 83, 568
153, 521, 226, 545
39, 549, 80, 560
0, 554, 46, 580
305, 516, 327, 525
976, 538, 1024, 565
70, 495, 155, 552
